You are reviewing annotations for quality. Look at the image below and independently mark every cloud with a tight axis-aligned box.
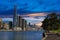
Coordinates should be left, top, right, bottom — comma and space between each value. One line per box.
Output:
35, 22, 43, 27
2, 18, 13, 21
24, 16, 45, 24
24, 17, 45, 21
22, 13, 47, 17
0, 15, 13, 18
22, 13, 46, 25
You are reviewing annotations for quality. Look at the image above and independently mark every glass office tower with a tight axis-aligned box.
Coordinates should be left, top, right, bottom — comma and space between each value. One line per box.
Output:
13, 5, 17, 28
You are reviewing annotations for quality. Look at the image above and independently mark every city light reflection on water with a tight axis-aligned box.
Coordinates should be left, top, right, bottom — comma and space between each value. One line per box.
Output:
0, 31, 43, 40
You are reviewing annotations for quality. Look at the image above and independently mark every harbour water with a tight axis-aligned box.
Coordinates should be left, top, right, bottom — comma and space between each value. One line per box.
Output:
0, 31, 44, 40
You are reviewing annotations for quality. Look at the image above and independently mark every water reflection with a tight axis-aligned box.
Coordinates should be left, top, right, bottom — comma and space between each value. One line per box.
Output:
0, 31, 43, 40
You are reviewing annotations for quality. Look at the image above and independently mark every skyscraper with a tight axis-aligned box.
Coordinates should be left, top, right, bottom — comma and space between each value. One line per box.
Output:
9, 21, 12, 29
21, 19, 27, 30
24, 20, 27, 30
24, 20, 27, 28
13, 5, 17, 28
0, 18, 2, 29
17, 15, 22, 27
21, 19, 25, 30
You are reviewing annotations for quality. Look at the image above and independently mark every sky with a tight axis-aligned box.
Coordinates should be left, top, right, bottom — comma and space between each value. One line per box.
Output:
0, 0, 60, 26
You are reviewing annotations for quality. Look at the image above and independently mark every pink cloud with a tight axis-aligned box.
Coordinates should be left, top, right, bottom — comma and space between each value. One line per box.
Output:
24, 17, 45, 21
35, 22, 43, 27
23, 13, 46, 25
22, 13, 47, 17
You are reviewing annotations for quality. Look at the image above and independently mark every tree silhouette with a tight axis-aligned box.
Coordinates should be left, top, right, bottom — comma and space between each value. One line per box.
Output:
42, 13, 60, 31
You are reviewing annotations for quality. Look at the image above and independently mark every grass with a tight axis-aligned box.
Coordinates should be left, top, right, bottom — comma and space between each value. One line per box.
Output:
51, 29, 60, 34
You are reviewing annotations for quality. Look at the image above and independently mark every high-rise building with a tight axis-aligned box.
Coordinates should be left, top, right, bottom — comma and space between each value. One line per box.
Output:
13, 5, 17, 28
22, 19, 27, 30
9, 21, 12, 29
29, 22, 31, 26
21, 19, 24, 30
24, 20, 27, 30
17, 15, 27, 31
13, 5, 27, 31
0, 18, 2, 29
25, 20, 27, 28
17, 15, 22, 27
3, 23, 9, 30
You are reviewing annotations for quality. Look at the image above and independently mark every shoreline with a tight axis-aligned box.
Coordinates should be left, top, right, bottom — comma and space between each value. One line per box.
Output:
0, 30, 42, 31
42, 33, 60, 40
42, 33, 48, 40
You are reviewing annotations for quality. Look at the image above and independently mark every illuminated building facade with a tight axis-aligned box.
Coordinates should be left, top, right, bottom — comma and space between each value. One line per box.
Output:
13, 5, 27, 31
3, 23, 9, 30
0, 18, 2, 29
22, 19, 27, 30
13, 5, 18, 27
17, 16, 22, 27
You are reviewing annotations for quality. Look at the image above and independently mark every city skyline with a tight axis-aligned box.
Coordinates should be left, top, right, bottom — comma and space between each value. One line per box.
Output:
0, 0, 60, 40
0, 0, 60, 26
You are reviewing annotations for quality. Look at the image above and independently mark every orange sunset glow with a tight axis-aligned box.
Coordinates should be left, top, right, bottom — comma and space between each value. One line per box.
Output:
22, 13, 47, 17
35, 22, 43, 27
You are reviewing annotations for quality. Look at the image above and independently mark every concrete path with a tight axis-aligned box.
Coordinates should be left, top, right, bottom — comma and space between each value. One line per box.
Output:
45, 33, 60, 40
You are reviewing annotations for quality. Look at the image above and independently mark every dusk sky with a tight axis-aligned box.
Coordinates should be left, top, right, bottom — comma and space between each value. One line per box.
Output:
0, 0, 60, 26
